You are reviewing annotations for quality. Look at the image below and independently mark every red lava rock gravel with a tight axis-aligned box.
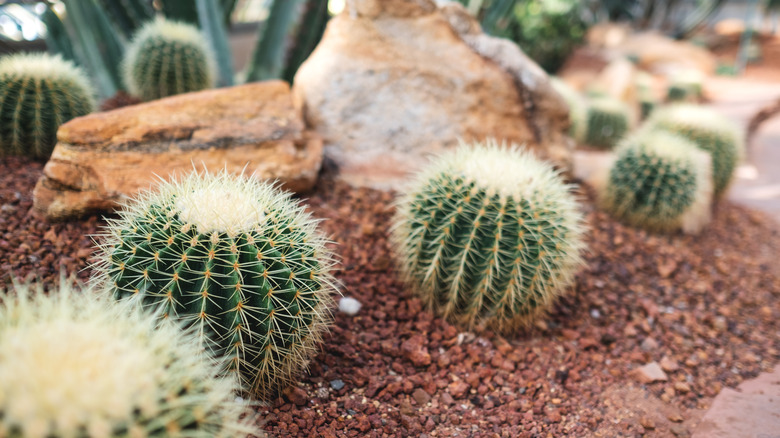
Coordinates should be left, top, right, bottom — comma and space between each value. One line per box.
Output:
2, 157, 779, 437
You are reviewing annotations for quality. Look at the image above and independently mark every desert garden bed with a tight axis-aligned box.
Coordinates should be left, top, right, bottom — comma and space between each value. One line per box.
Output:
2, 157, 778, 437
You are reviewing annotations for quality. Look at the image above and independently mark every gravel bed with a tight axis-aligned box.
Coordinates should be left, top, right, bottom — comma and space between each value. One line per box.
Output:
2, 157, 779, 437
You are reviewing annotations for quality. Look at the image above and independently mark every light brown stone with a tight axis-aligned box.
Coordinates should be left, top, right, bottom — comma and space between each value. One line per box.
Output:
33, 81, 323, 220
632, 362, 669, 384
293, 0, 572, 189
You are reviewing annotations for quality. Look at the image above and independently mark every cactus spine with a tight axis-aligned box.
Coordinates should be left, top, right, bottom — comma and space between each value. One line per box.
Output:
0, 282, 263, 437
599, 131, 713, 233
94, 170, 336, 399
584, 97, 630, 149
0, 53, 95, 159
123, 17, 216, 101
646, 104, 743, 197
391, 141, 586, 333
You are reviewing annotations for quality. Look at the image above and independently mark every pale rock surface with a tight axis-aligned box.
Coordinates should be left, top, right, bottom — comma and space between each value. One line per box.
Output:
293, 0, 573, 189
34, 81, 323, 220
632, 361, 669, 384
693, 367, 780, 438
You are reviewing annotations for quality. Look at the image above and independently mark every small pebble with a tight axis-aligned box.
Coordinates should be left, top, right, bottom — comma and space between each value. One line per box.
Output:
338, 297, 362, 315
330, 379, 345, 390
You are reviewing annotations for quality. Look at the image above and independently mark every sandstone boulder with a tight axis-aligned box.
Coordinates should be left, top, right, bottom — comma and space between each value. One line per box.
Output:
34, 81, 323, 220
293, 0, 572, 189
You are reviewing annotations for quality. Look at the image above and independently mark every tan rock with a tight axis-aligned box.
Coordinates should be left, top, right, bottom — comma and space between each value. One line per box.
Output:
293, 0, 572, 189
33, 81, 323, 220
633, 362, 669, 383
616, 32, 716, 76
633, 361, 669, 384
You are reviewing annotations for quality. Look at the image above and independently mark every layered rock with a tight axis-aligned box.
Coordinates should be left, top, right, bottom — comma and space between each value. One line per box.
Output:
33, 81, 323, 220
293, 0, 572, 189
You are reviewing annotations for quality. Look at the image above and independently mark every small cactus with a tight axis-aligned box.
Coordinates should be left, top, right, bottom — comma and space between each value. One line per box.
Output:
0, 53, 95, 159
550, 77, 587, 142
635, 72, 657, 120
666, 70, 704, 102
599, 131, 713, 234
646, 104, 743, 197
391, 141, 586, 333
0, 282, 263, 437
584, 97, 630, 149
94, 170, 336, 399
123, 17, 216, 101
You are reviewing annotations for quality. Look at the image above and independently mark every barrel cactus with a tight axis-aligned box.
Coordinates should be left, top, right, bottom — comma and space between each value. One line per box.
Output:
0, 282, 262, 437
635, 72, 657, 120
599, 131, 713, 233
584, 97, 630, 149
391, 141, 586, 333
0, 53, 95, 159
666, 70, 704, 102
123, 17, 216, 101
550, 77, 587, 142
94, 170, 336, 399
646, 104, 743, 197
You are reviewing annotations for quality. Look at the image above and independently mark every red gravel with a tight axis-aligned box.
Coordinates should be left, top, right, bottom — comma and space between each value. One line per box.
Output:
2, 157, 779, 437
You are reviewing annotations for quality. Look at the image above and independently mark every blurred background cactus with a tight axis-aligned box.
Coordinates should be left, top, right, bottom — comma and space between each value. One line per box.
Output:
94, 170, 337, 399
666, 70, 705, 102
646, 104, 744, 197
584, 97, 631, 149
0, 282, 263, 437
550, 77, 588, 141
34, 0, 331, 100
599, 131, 713, 233
123, 17, 216, 100
0, 52, 94, 159
391, 141, 586, 333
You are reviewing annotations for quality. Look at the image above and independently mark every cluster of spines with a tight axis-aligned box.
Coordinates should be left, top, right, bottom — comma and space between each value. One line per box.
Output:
391, 141, 586, 333
0, 282, 263, 438
122, 17, 216, 101
646, 104, 743, 197
599, 131, 713, 233
93, 170, 336, 399
584, 97, 630, 149
0, 52, 95, 159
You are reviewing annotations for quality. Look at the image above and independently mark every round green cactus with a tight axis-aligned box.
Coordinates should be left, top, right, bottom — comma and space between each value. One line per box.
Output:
584, 97, 630, 149
391, 141, 586, 333
94, 170, 336, 399
600, 131, 713, 233
646, 104, 743, 197
0, 53, 95, 159
123, 17, 216, 101
666, 70, 704, 102
0, 282, 263, 437
635, 72, 657, 120
550, 77, 587, 142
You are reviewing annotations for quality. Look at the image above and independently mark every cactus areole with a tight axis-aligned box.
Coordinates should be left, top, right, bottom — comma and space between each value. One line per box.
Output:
391, 142, 586, 333
95, 170, 336, 399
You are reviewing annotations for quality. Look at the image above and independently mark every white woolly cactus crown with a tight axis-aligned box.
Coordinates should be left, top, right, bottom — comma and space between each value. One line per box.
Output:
392, 140, 586, 332
0, 282, 263, 438
0, 52, 96, 109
